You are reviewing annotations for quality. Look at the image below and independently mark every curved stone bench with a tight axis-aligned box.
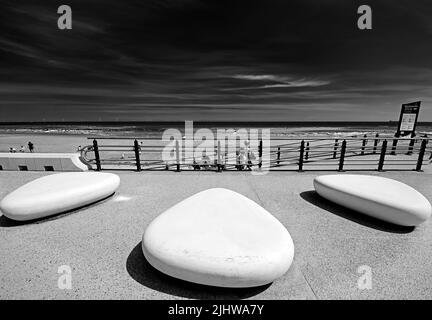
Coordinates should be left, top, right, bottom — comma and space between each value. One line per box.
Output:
142, 188, 294, 288
0, 153, 90, 172
0, 172, 120, 221
314, 174, 432, 226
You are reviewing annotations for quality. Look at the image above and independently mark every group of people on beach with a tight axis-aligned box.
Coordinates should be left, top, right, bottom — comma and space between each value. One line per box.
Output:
192, 141, 256, 171
8, 141, 34, 153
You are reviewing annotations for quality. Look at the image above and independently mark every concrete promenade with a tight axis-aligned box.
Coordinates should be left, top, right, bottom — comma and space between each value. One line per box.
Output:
0, 170, 431, 299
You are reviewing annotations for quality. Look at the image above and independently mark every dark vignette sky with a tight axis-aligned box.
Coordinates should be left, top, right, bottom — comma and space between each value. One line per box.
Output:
0, 0, 432, 122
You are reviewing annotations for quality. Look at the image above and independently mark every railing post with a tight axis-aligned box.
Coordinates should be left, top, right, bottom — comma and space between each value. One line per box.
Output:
333, 139, 338, 159
416, 140, 427, 171
93, 139, 101, 171
373, 133, 379, 154
361, 134, 367, 155
390, 139, 398, 155
338, 140, 346, 171
298, 140, 304, 171
133, 139, 141, 172
175, 139, 181, 172
276, 147, 281, 165
378, 140, 387, 171
217, 140, 222, 172
407, 138, 415, 155
305, 142, 310, 160
258, 139, 263, 169
429, 141, 432, 160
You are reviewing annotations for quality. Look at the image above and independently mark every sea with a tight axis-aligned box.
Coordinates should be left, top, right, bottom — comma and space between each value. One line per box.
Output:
0, 122, 432, 139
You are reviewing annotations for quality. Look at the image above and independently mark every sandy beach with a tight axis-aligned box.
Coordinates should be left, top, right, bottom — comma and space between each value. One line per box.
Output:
0, 170, 431, 300
0, 134, 88, 153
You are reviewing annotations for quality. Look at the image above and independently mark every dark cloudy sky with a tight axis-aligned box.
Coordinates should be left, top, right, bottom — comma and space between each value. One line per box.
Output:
1, 0, 432, 122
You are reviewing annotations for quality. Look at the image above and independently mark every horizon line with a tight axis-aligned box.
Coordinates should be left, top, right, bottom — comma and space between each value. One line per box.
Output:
1, 120, 432, 125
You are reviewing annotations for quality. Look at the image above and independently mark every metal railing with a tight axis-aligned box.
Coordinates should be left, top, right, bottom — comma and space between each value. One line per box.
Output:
81, 134, 431, 172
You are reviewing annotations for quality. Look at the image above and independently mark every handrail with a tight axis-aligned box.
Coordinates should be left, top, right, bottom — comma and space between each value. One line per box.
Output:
87, 136, 430, 141
82, 134, 431, 172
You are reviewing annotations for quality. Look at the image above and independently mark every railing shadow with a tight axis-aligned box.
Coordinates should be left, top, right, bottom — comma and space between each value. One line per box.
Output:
126, 242, 271, 299
299, 191, 415, 234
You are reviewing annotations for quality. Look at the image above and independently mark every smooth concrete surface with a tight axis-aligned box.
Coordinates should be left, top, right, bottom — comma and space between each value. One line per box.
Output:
0, 172, 120, 221
0, 171, 431, 299
143, 188, 294, 288
314, 175, 431, 226
0, 153, 90, 172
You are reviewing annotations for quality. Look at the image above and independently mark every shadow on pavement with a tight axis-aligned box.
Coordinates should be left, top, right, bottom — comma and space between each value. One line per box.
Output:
300, 190, 415, 234
0, 192, 116, 228
126, 242, 271, 299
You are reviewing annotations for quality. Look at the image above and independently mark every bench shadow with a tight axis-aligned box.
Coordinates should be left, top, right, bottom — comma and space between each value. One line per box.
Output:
126, 242, 271, 299
299, 191, 415, 234
0, 192, 116, 228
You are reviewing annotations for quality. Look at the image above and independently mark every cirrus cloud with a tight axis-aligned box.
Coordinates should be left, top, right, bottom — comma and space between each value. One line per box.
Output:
229, 74, 331, 90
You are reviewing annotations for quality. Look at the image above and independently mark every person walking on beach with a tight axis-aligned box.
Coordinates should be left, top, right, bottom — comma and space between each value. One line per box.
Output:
236, 150, 246, 170
201, 151, 211, 170
28, 141, 34, 153
244, 140, 254, 170
192, 158, 201, 170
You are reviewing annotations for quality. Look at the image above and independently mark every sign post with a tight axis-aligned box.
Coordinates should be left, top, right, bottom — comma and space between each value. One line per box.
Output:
390, 101, 421, 155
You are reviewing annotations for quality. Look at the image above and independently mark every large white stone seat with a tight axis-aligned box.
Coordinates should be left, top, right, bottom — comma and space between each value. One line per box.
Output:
0, 172, 120, 221
142, 188, 294, 288
313, 174, 431, 227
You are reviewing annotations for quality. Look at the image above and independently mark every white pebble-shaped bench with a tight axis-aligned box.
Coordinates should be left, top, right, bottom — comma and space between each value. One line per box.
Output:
314, 174, 432, 227
0, 172, 120, 221
0, 153, 90, 172
142, 188, 294, 288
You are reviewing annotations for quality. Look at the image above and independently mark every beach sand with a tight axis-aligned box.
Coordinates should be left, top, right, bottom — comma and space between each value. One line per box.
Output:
0, 170, 431, 299
0, 134, 88, 153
